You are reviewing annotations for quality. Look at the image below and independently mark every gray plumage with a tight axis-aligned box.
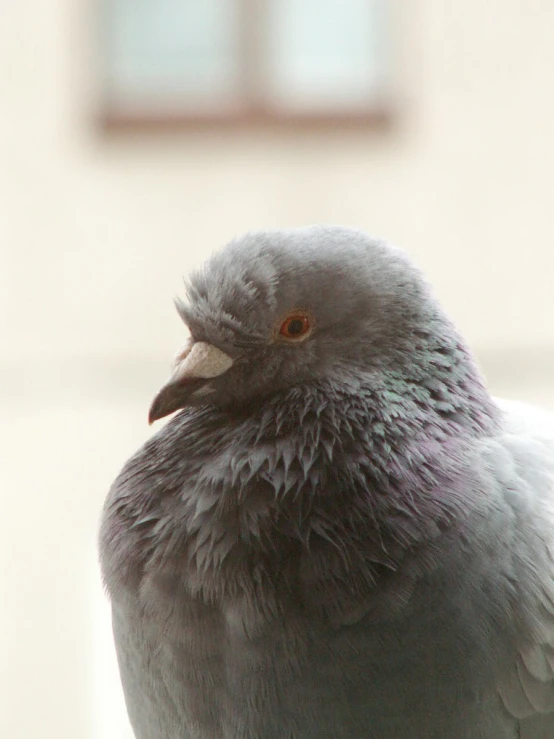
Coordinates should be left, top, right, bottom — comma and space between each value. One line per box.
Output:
99, 226, 554, 738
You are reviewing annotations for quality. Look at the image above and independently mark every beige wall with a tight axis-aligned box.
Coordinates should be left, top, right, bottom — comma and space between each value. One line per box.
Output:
2, 1, 554, 737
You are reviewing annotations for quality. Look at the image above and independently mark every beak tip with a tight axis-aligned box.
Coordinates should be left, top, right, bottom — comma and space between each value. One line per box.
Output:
147, 395, 164, 425
147, 378, 202, 425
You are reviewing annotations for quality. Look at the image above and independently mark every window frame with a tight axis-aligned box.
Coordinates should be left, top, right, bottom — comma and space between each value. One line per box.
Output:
98, 0, 393, 132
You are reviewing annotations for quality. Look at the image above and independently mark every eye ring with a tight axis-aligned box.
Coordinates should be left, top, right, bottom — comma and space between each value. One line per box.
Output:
275, 310, 313, 343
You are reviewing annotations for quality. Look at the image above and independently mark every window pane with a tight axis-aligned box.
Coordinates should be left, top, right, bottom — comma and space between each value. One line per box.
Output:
266, 0, 388, 111
102, 0, 240, 113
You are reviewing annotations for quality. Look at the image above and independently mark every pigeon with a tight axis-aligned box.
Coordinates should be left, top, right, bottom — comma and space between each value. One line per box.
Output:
99, 226, 554, 739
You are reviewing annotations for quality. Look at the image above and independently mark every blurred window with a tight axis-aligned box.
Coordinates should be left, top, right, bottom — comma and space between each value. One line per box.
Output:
100, 0, 390, 128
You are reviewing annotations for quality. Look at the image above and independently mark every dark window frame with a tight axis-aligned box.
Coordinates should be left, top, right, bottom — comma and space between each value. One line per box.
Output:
98, 0, 393, 131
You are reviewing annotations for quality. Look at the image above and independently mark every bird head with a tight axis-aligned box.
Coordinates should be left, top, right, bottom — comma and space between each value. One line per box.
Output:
148, 226, 480, 425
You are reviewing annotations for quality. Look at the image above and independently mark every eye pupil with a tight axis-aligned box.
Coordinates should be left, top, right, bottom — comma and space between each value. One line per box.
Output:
287, 319, 305, 335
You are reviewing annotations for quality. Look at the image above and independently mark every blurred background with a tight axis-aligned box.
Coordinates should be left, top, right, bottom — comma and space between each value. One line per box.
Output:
2, 1, 554, 737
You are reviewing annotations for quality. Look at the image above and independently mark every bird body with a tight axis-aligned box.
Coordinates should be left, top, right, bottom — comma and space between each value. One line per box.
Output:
100, 227, 554, 738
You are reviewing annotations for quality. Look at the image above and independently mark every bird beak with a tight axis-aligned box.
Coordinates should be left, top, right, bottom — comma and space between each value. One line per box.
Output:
148, 340, 234, 424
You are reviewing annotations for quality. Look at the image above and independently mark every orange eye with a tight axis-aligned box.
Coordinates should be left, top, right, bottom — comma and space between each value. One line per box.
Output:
278, 313, 312, 340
